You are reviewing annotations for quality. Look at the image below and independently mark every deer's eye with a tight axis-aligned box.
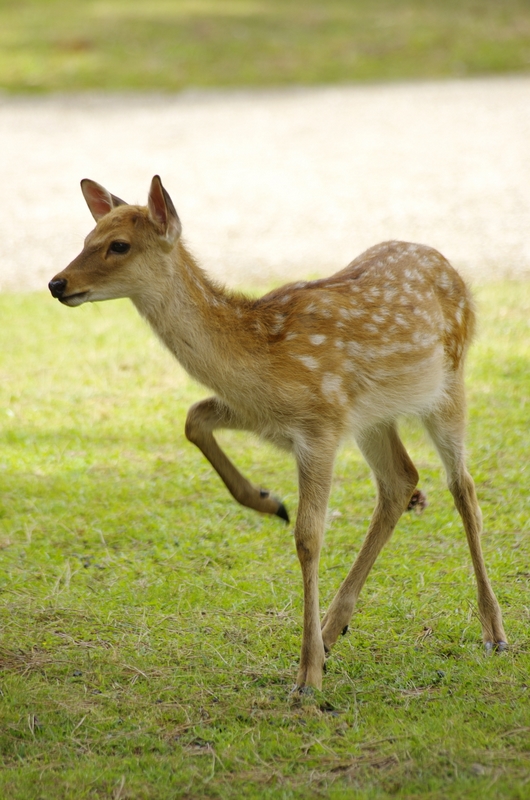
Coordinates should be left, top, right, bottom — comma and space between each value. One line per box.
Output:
108, 241, 130, 255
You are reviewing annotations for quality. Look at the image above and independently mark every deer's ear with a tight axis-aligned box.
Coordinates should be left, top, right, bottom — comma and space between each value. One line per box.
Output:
148, 175, 182, 246
81, 179, 127, 221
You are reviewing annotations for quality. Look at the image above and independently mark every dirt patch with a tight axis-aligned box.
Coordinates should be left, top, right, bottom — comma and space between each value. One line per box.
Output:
1, 77, 529, 293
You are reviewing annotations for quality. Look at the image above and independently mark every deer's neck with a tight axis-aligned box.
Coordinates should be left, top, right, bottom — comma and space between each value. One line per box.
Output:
131, 241, 254, 394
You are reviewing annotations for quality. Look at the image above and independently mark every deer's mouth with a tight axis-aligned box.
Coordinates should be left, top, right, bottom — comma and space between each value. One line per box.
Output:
60, 291, 90, 307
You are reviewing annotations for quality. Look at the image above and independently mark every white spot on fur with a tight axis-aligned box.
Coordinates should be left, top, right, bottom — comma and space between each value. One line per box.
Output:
340, 306, 365, 320
437, 271, 451, 290
364, 323, 379, 334
343, 360, 357, 373
412, 330, 438, 346
309, 334, 326, 346
269, 313, 286, 335
321, 373, 346, 404
296, 354, 319, 370
346, 341, 365, 356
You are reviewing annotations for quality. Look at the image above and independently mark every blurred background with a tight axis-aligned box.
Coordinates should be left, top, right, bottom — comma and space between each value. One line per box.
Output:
1, 0, 530, 289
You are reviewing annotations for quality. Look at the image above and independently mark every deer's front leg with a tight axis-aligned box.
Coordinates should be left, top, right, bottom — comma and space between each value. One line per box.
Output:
294, 447, 335, 690
185, 397, 289, 521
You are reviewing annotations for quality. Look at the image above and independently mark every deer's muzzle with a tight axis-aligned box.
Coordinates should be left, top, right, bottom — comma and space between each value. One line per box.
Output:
48, 278, 67, 298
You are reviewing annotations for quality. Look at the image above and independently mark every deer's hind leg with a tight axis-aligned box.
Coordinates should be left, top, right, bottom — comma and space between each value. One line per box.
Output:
321, 422, 419, 652
422, 388, 507, 651
185, 397, 289, 521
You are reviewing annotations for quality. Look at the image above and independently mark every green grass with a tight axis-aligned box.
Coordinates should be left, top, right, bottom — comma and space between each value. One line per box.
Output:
1, 0, 530, 93
0, 282, 529, 798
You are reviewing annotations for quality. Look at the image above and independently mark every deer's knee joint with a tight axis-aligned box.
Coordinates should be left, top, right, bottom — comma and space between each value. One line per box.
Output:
184, 416, 198, 444
185, 403, 206, 444
294, 529, 322, 564
295, 540, 312, 561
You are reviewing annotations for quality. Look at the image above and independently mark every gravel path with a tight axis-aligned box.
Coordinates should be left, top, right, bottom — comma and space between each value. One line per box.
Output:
1, 76, 529, 293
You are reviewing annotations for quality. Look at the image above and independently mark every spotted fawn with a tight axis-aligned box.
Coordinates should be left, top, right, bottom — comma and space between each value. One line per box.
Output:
49, 176, 507, 689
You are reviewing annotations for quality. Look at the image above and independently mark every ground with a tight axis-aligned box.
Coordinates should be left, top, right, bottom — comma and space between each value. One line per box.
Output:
1, 76, 530, 295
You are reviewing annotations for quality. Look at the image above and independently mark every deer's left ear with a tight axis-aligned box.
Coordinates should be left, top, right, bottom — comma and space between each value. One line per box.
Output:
148, 175, 182, 246
81, 179, 127, 221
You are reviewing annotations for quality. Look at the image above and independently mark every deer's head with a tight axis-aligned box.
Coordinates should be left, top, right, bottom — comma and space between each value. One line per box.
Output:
49, 175, 181, 306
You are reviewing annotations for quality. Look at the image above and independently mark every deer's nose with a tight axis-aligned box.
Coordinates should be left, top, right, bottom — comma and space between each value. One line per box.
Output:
48, 278, 67, 298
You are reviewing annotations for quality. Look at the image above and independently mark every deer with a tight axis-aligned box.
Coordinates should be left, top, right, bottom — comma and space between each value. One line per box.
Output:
48, 175, 507, 690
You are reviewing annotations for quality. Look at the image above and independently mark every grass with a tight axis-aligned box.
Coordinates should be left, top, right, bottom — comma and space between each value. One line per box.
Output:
2, 2, 529, 795
1, 0, 530, 93
0, 281, 529, 798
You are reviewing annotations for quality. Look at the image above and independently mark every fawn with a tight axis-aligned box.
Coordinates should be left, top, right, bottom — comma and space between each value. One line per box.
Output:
49, 176, 507, 689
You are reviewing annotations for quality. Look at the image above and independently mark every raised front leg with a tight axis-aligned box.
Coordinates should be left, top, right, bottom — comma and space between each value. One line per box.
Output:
293, 445, 336, 690
185, 397, 289, 521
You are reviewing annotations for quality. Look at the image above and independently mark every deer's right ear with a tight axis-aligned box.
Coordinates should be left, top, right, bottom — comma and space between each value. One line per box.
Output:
81, 179, 127, 221
148, 175, 182, 247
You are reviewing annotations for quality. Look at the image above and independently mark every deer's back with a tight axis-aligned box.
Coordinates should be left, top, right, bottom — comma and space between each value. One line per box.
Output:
231, 241, 474, 443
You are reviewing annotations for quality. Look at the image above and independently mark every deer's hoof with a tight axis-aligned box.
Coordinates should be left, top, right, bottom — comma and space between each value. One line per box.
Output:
291, 684, 315, 697
407, 489, 428, 513
275, 501, 290, 524
485, 640, 508, 654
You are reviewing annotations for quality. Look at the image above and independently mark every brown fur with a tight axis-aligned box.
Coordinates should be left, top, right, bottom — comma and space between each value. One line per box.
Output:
49, 176, 507, 690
